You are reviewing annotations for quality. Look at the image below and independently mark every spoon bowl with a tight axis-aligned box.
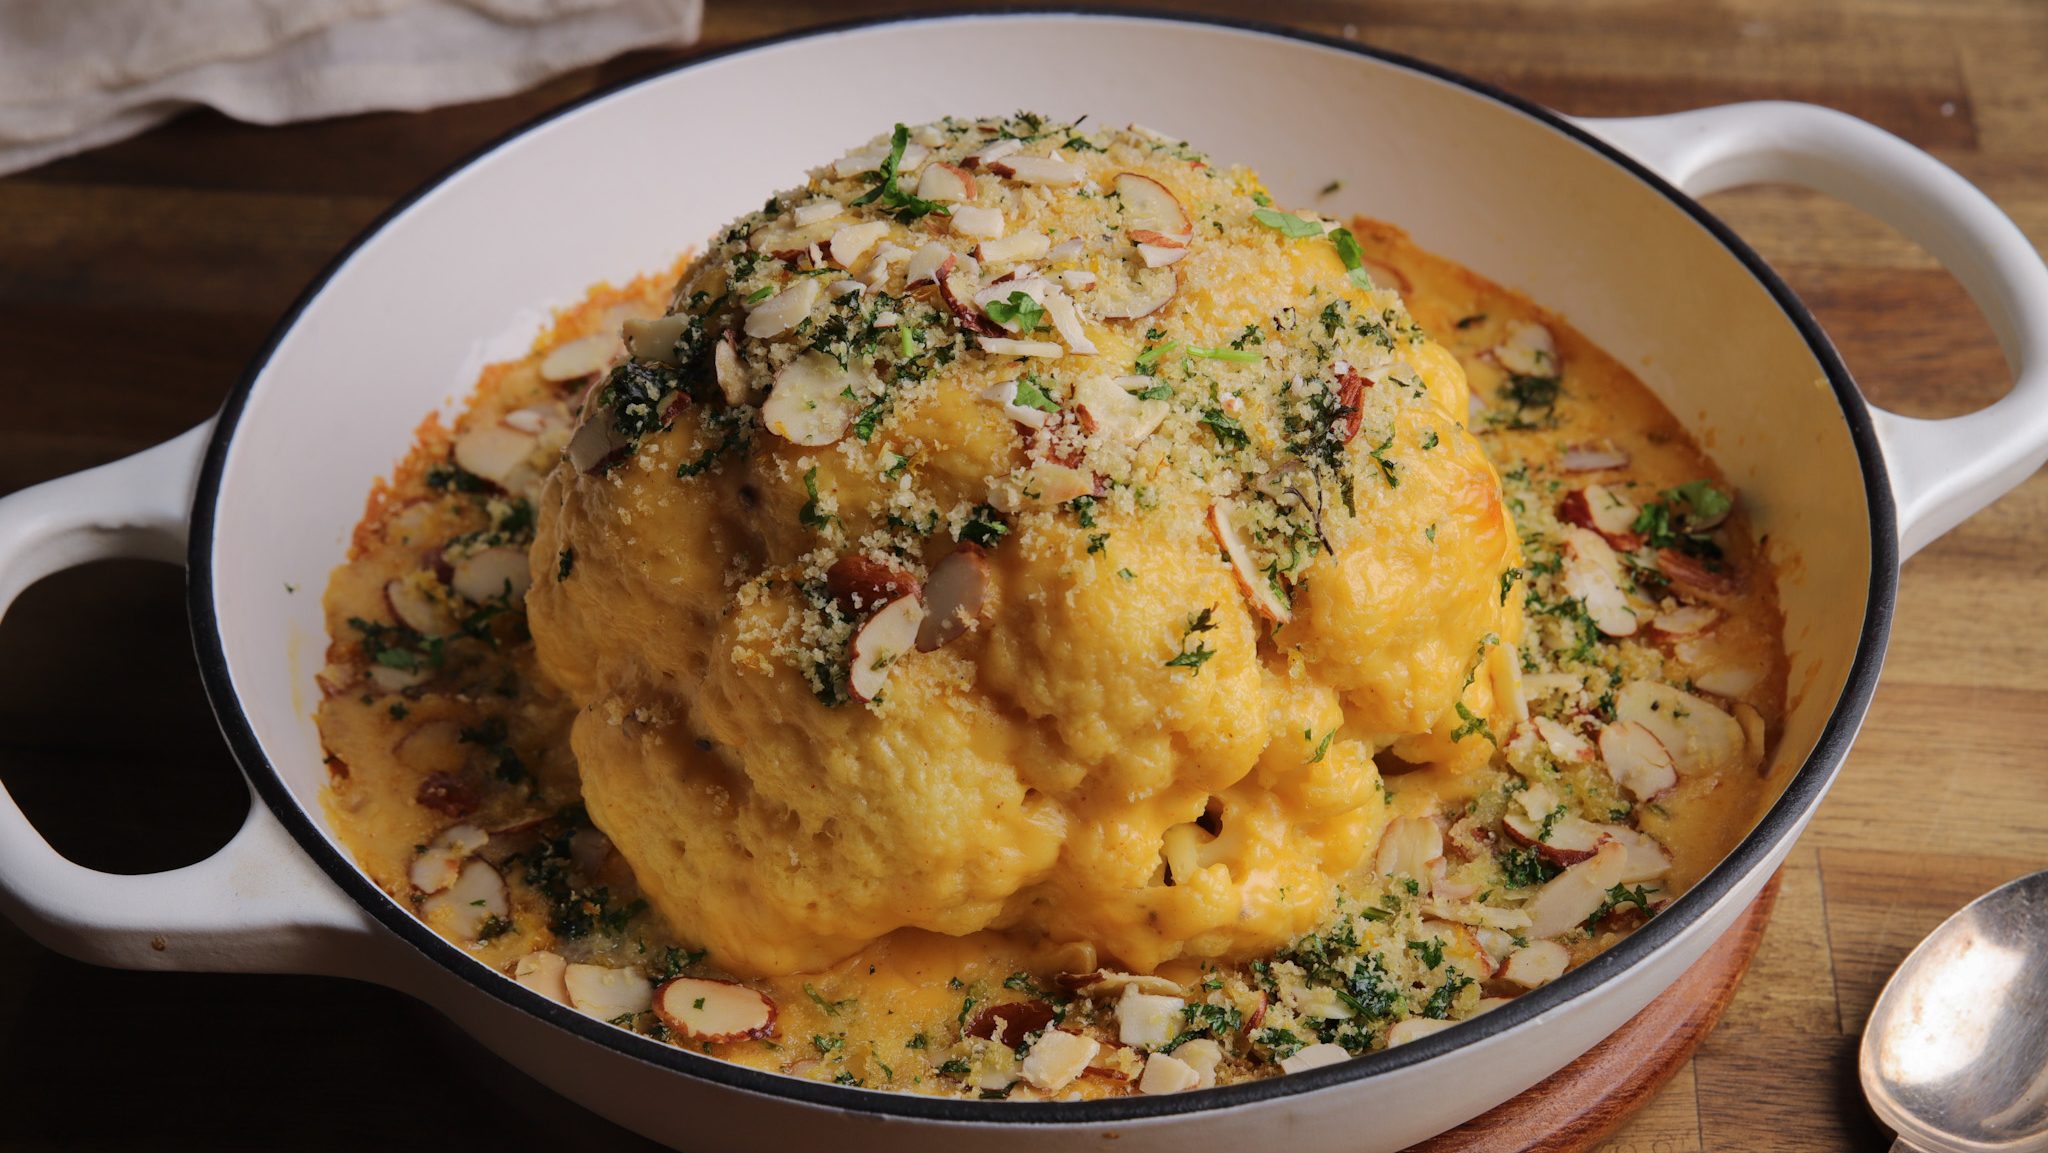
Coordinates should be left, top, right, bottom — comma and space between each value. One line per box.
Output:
1863, 870, 2048, 1153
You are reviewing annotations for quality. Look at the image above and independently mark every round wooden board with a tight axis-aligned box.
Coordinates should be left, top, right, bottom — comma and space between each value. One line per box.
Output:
1410, 872, 1783, 1152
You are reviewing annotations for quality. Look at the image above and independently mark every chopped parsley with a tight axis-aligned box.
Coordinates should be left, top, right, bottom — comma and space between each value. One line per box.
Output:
1587, 883, 1657, 931
1328, 227, 1377, 292
1251, 208, 1325, 238
958, 504, 1009, 549
1406, 936, 1445, 970
982, 291, 1047, 333
1307, 729, 1335, 764
1421, 969, 1474, 1019
1200, 408, 1249, 449
848, 123, 951, 223
1011, 374, 1060, 413
798, 467, 834, 530
1449, 701, 1496, 745
1165, 606, 1218, 673
1188, 346, 1259, 363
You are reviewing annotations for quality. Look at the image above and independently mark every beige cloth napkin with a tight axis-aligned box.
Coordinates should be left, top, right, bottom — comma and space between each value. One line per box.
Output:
0, 0, 702, 176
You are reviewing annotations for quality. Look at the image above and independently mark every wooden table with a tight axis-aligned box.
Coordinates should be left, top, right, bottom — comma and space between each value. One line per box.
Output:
1, 3, 2042, 1149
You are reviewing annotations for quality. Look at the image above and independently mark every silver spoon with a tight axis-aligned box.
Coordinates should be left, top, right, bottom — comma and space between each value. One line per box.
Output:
1862, 869, 2048, 1153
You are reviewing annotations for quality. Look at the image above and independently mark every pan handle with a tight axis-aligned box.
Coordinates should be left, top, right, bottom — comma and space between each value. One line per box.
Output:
1578, 101, 2048, 558
0, 426, 386, 977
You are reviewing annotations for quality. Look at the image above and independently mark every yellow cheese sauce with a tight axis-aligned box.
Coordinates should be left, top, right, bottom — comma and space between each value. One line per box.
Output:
317, 119, 1782, 1101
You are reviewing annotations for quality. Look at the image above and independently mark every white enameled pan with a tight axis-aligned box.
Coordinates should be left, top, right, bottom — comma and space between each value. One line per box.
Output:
3, 12, 2045, 1151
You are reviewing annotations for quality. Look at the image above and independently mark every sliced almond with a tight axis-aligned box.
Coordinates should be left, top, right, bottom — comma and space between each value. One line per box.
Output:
914, 161, 977, 203
1114, 172, 1191, 236
501, 405, 566, 435
1499, 940, 1570, 989
1501, 810, 1605, 866
1042, 291, 1098, 355
1599, 720, 1679, 800
1525, 840, 1627, 939
742, 278, 824, 339
1174, 1038, 1223, 1088
452, 425, 539, 488
1073, 376, 1166, 445
825, 554, 920, 615
1596, 824, 1673, 883
538, 333, 619, 382
979, 336, 1066, 358
1376, 815, 1444, 885
968, 1000, 1058, 1046
408, 823, 489, 894
762, 352, 864, 446
1137, 1051, 1199, 1094
1579, 484, 1642, 539
1208, 498, 1291, 623
1058, 268, 1097, 292
1334, 366, 1368, 444
1278, 1041, 1352, 1071
1654, 548, 1740, 598
711, 332, 750, 406
832, 139, 928, 179
940, 265, 1003, 336
1127, 229, 1188, 250
654, 977, 777, 1042
1492, 320, 1558, 378
1021, 1030, 1099, 1092
848, 594, 925, 701
1560, 526, 1640, 637
962, 138, 1022, 169
1387, 1020, 1456, 1048
566, 405, 631, 475
978, 230, 1052, 266
915, 551, 985, 655
792, 199, 844, 227
1020, 461, 1094, 507
1135, 240, 1192, 268
949, 205, 1006, 239
1115, 986, 1185, 1050
622, 312, 696, 364
1652, 604, 1720, 637
512, 950, 571, 1004
1734, 701, 1767, 773
974, 275, 1049, 321
1095, 265, 1177, 320
1693, 660, 1764, 700
419, 858, 507, 941
369, 664, 429, 693
1561, 441, 1630, 472
1420, 917, 1498, 979
988, 155, 1082, 185
903, 242, 954, 286
565, 964, 654, 1022
980, 379, 1054, 429
385, 577, 452, 638
1062, 970, 1187, 999
450, 546, 531, 604
826, 220, 892, 272
1615, 680, 1745, 777
1532, 715, 1595, 764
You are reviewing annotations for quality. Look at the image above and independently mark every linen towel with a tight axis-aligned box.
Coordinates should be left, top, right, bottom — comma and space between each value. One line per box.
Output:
0, 0, 702, 176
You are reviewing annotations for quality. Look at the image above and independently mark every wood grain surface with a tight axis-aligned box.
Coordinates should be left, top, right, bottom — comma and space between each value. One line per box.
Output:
2, 3, 2044, 1150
